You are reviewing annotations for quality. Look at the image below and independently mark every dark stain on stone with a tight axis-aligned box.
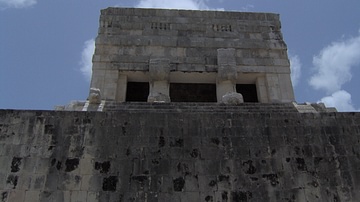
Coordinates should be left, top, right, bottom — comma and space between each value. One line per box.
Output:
176, 163, 190, 175
65, 158, 79, 172
122, 127, 126, 135
74, 118, 80, 124
44, 124, 54, 134
262, 174, 279, 186
159, 136, 165, 147
170, 138, 184, 147
6, 175, 18, 189
284, 119, 289, 123
243, 160, 256, 174
1, 192, 8, 202
126, 148, 131, 156
286, 158, 291, 162
211, 138, 220, 146
271, 149, 276, 155
173, 177, 185, 192
56, 161, 62, 171
250, 177, 258, 181
314, 157, 323, 165
50, 136, 57, 145
209, 180, 217, 187
294, 146, 301, 155
296, 158, 307, 171
151, 159, 160, 165
205, 195, 213, 201
10, 157, 22, 173
83, 118, 91, 124
75, 175, 81, 183
48, 146, 54, 151
71, 146, 85, 158
102, 176, 118, 191
218, 175, 229, 182
222, 191, 228, 200
51, 158, 56, 166
190, 149, 199, 158
132, 175, 149, 183
143, 170, 149, 175
95, 161, 111, 173
232, 191, 252, 202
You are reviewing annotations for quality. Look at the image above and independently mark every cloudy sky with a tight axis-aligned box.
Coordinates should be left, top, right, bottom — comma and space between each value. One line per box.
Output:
1, 0, 360, 111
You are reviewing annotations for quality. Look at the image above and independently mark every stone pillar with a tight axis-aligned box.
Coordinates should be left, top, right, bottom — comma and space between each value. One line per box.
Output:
278, 73, 295, 102
265, 74, 281, 103
256, 76, 269, 103
216, 48, 243, 103
116, 74, 127, 102
103, 70, 119, 100
265, 73, 295, 103
147, 58, 171, 102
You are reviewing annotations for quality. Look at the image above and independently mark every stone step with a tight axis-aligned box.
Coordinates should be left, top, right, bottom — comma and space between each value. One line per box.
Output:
102, 102, 299, 113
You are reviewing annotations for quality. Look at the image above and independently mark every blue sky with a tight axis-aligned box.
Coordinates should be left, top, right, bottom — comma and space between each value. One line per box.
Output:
1, 0, 360, 111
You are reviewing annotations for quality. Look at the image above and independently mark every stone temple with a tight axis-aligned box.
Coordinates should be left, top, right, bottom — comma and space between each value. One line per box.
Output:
90, 7, 294, 105
1, 7, 360, 202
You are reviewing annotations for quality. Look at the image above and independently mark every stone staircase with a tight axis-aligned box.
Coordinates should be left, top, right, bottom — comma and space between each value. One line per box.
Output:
102, 102, 300, 113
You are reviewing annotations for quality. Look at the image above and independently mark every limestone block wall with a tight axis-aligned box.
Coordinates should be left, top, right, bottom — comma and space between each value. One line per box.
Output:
1, 109, 359, 201
91, 8, 294, 103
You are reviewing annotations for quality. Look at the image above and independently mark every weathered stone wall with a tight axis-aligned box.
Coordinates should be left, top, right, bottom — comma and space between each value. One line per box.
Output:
1, 108, 360, 201
94, 8, 289, 73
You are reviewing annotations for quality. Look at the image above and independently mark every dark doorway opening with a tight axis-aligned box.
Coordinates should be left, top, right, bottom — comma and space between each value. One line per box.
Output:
126, 82, 149, 102
170, 83, 217, 102
236, 84, 258, 102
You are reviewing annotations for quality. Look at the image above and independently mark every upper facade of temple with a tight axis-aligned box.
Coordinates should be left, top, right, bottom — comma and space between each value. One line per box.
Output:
90, 7, 295, 104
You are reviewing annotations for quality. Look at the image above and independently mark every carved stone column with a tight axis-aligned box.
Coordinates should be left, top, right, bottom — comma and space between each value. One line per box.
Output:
216, 48, 243, 103
147, 58, 171, 102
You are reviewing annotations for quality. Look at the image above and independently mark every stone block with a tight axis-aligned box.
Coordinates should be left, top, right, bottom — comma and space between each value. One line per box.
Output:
7, 190, 25, 202
81, 175, 102, 192
195, 160, 220, 175
57, 173, 82, 191
70, 191, 88, 202
25, 191, 41, 202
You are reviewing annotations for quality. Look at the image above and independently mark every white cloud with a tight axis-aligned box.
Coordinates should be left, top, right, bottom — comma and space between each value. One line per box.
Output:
80, 39, 95, 81
135, 0, 210, 10
319, 90, 359, 112
289, 54, 301, 87
309, 30, 360, 111
309, 31, 360, 94
0, 0, 36, 8
239, 4, 254, 11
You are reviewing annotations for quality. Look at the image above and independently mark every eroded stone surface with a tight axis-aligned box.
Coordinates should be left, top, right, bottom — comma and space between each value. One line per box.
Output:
0, 108, 359, 201
221, 92, 244, 104
88, 88, 101, 104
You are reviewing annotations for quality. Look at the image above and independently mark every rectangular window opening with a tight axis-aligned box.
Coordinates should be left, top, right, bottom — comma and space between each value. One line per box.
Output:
236, 84, 258, 102
126, 82, 149, 102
